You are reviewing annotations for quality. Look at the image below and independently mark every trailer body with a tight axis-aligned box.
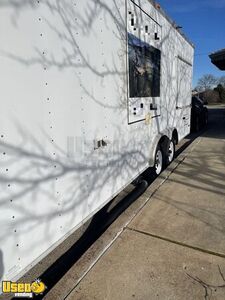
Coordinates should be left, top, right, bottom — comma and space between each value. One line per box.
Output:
0, 0, 194, 284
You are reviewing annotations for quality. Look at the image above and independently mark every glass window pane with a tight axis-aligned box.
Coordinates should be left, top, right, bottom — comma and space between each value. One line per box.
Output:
128, 33, 161, 98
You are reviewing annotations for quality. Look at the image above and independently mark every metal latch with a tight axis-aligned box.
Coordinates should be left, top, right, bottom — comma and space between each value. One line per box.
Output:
150, 103, 157, 110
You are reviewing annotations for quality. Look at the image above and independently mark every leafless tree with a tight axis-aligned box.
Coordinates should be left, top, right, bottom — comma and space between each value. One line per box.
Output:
218, 76, 225, 87
197, 74, 218, 91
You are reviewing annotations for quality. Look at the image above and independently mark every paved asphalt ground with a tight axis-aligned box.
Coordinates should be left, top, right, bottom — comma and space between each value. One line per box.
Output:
43, 106, 225, 300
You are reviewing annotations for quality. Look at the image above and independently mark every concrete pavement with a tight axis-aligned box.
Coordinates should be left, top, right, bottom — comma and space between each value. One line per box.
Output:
67, 230, 225, 300
50, 106, 225, 300
130, 110, 225, 257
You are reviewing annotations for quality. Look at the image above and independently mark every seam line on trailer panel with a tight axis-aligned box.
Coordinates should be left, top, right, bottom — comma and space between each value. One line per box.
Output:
128, 118, 146, 125
177, 55, 193, 66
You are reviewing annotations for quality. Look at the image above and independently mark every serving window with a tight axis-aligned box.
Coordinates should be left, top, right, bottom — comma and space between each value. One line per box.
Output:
128, 33, 161, 98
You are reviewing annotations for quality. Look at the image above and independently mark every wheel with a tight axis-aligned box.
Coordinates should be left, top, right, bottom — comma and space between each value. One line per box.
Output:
154, 146, 163, 175
166, 139, 175, 165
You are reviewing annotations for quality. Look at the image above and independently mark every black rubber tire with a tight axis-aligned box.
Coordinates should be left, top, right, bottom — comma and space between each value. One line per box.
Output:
153, 145, 164, 176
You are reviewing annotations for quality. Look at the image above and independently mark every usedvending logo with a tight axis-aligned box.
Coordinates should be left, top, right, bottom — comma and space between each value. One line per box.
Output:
2, 279, 46, 298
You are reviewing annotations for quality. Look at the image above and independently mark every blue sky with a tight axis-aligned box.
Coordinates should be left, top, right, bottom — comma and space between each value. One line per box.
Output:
159, 0, 225, 87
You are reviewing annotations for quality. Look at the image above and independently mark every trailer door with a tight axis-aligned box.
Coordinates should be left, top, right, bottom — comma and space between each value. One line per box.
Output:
176, 56, 192, 139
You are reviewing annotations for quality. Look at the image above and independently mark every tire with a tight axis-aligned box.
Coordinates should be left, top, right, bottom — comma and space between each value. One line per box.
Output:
154, 146, 164, 176
166, 139, 175, 165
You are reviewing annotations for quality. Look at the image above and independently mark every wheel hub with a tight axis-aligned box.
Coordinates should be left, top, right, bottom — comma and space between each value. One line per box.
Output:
155, 150, 163, 175
168, 141, 174, 163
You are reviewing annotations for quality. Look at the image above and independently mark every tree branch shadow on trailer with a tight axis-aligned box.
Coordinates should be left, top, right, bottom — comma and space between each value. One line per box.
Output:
0, 0, 186, 114
0, 127, 147, 239
0, 0, 127, 110
0, 124, 150, 298
0, 0, 36, 27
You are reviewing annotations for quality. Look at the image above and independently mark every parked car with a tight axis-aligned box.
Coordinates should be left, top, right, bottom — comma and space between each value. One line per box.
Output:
191, 96, 208, 132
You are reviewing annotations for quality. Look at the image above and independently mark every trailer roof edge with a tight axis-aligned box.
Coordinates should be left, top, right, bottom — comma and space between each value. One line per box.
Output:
147, 0, 195, 48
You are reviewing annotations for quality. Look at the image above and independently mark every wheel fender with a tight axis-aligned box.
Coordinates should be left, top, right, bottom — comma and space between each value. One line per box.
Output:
148, 128, 175, 167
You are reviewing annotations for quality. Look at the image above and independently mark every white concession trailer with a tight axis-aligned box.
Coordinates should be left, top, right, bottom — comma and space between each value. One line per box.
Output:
0, 0, 194, 286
